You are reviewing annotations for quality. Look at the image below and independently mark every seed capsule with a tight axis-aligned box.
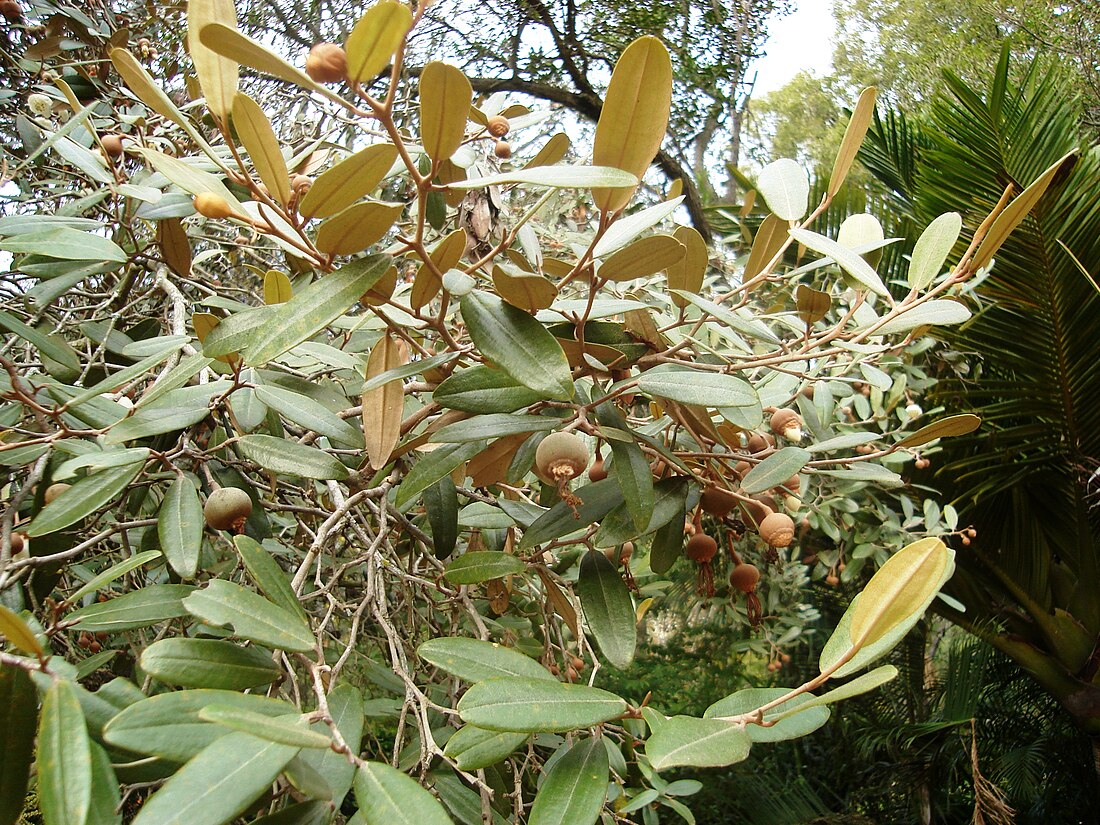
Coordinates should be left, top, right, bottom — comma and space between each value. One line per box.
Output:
305, 43, 347, 84
203, 487, 253, 532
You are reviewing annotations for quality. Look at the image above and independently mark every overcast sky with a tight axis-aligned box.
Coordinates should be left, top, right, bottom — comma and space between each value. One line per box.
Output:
751, 2, 837, 96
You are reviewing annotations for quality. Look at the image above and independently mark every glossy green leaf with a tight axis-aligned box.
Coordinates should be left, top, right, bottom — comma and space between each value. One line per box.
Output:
353, 762, 452, 825
37, 680, 92, 825
245, 254, 390, 365
131, 732, 300, 825
26, 462, 143, 537
756, 158, 808, 221
0, 311, 82, 375
648, 507, 685, 575
86, 741, 122, 825
345, 1, 412, 82
457, 678, 626, 732
606, 432, 654, 532
394, 441, 484, 508
874, 300, 972, 335
234, 536, 307, 622
433, 366, 547, 413
894, 413, 981, 448
424, 476, 459, 559
199, 706, 331, 748
183, 580, 314, 652
0, 667, 36, 825
443, 551, 526, 585
740, 447, 811, 495
103, 689, 294, 762
68, 551, 165, 605
908, 212, 962, 289
433, 413, 559, 443
141, 638, 281, 689
704, 688, 830, 743
64, 346, 182, 410
418, 637, 554, 683
0, 227, 127, 263
68, 584, 195, 632
645, 716, 751, 771
299, 683, 363, 805
789, 227, 889, 297
159, 475, 204, 578
576, 550, 636, 669
248, 801, 333, 825
460, 291, 573, 401
518, 478, 625, 550
528, 738, 608, 825
636, 368, 757, 408
236, 435, 349, 480
254, 385, 364, 448
443, 726, 528, 771
54, 447, 151, 481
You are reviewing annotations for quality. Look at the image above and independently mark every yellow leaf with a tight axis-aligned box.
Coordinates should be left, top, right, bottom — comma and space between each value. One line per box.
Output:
850, 537, 949, 649
360, 264, 399, 306
263, 270, 293, 304
345, 0, 413, 83
598, 234, 685, 282
666, 226, 707, 307
743, 213, 787, 283
419, 62, 472, 163
299, 143, 399, 219
592, 36, 673, 214
0, 604, 44, 658
666, 178, 683, 200
199, 23, 328, 96
187, 0, 238, 120
192, 312, 237, 364
315, 201, 403, 256
110, 48, 189, 129
492, 264, 557, 312
523, 133, 571, 170
363, 334, 409, 469
231, 93, 290, 207
411, 228, 467, 310
828, 86, 877, 197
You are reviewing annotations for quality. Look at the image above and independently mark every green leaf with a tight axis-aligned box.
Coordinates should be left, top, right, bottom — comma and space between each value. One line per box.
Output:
740, 447, 811, 495
299, 683, 363, 806
104, 387, 216, 443
0, 227, 127, 263
605, 430, 654, 533
66, 549, 164, 605
789, 227, 889, 297
183, 580, 314, 652
457, 678, 626, 732
874, 300, 971, 335
26, 462, 143, 537
645, 716, 751, 771
636, 368, 757, 408
528, 738, 608, 825
200, 307, 274, 358
894, 413, 981, 448
64, 346, 182, 410
669, 292, 782, 344
597, 235, 685, 282
649, 511, 685, 575
394, 441, 484, 508
576, 550, 636, 669
247, 800, 334, 825
159, 476, 204, 578
460, 291, 573, 401
704, 688, 830, 743
451, 166, 638, 191
103, 689, 294, 762
354, 762, 453, 825
593, 198, 683, 257
54, 447, 151, 481
86, 741, 122, 825
0, 311, 82, 375
236, 435, 349, 481
37, 680, 92, 825
0, 667, 37, 825
424, 477, 459, 559
518, 478, 625, 550
908, 212, 962, 289
254, 385, 364, 448
433, 413, 559, 443
433, 366, 547, 413
443, 726, 528, 771
199, 706, 331, 749
131, 732, 300, 825
140, 638, 281, 689
806, 432, 879, 453
756, 158, 808, 221
245, 255, 390, 365
360, 351, 461, 394
442, 551, 526, 585
774, 665, 898, 717
68, 584, 194, 632
234, 535, 308, 622
417, 637, 554, 682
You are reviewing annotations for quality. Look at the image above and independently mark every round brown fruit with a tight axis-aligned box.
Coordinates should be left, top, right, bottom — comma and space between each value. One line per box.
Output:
587, 457, 608, 482
291, 173, 313, 196
535, 432, 588, 481
486, 115, 510, 138
305, 43, 347, 84
729, 563, 760, 593
759, 512, 795, 548
10, 532, 25, 553
193, 193, 234, 219
685, 533, 717, 563
700, 486, 737, 518
769, 408, 803, 442
44, 482, 71, 504
493, 140, 512, 159
0, 1, 22, 21
825, 574, 840, 586
101, 134, 124, 158
745, 432, 774, 454
203, 487, 253, 531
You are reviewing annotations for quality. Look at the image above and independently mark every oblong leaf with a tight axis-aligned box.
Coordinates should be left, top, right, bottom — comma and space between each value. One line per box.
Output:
458, 678, 626, 733
433, 413, 559, 443
37, 680, 92, 825
300, 144, 398, 219
443, 551, 526, 585
636, 368, 756, 408
253, 385, 363, 447
199, 706, 331, 749
0, 668, 37, 825
518, 478, 624, 550
528, 738, 609, 825
704, 688, 829, 743
26, 462, 143, 537
451, 166, 637, 190
394, 441, 483, 508
0, 605, 43, 657
739, 447, 811, 495
183, 580, 314, 652
576, 550, 636, 669
645, 716, 751, 771
592, 36, 673, 213
236, 435, 349, 480
908, 212, 962, 290
345, 0, 412, 82
353, 761, 452, 825
443, 725, 528, 771
187, 0, 239, 120
894, 413, 981, 448
598, 234, 685, 282
433, 366, 547, 413
67, 584, 195, 632
874, 300, 971, 335
460, 291, 573, 401
141, 638, 281, 689
417, 637, 554, 682
199, 23, 326, 94
789, 227, 889, 297
298, 683, 363, 805
232, 92, 290, 206
666, 225, 708, 307
315, 201, 403, 256
362, 333, 407, 470
828, 86, 877, 197
159, 475, 203, 578
756, 158, 809, 221
420, 61, 472, 163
